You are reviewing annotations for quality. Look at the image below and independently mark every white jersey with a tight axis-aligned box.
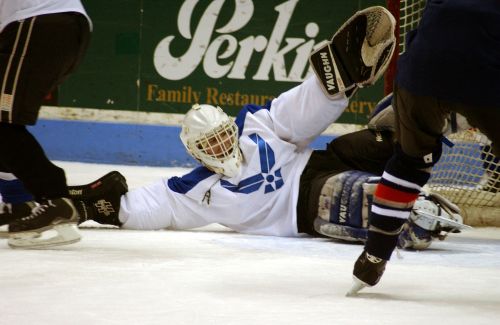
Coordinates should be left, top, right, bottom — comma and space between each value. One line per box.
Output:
0, 0, 92, 33
120, 76, 348, 237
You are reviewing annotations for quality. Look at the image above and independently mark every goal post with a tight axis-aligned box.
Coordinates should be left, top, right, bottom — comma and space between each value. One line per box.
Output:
384, 0, 426, 95
384, 0, 500, 226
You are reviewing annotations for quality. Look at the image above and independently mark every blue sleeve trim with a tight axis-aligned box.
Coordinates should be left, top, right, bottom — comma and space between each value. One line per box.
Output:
167, 166, 215, 194
234, 101, 272, 137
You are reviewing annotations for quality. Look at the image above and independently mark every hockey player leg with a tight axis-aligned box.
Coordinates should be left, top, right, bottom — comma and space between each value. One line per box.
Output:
0, 173, 35, 204
0, 174, 35, 233
311, 170, 389, 295
310, 6, 396, 98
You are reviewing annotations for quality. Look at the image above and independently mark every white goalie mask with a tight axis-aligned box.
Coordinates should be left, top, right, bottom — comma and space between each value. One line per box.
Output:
180, 104, 242, 177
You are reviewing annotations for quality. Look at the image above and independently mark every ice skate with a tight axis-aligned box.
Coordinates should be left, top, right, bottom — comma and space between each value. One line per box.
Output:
346, 277, 368, 297
0, 201, 35, 226
8, 197, 81, 248
348, 250, 387, 296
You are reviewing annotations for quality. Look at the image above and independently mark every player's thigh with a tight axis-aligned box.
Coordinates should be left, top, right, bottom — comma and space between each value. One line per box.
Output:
327, 129, 394, 175
393, 86, 448, 158
2, 14, 88, 125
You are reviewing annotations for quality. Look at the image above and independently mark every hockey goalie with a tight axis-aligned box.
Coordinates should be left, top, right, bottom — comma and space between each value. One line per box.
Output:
66, 91, 470, 254
0, 6, 468, 252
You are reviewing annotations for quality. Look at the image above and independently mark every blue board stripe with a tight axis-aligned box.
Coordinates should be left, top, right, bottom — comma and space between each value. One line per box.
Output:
29, 119, 336, 167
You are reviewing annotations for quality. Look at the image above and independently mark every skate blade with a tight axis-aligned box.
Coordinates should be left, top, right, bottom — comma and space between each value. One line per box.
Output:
346, 277, 368, 297
8, 224, 81, 249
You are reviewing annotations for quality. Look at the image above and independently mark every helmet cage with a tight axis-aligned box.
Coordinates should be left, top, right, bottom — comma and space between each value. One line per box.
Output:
183, 110, 242, 177
193, 120, 238, 161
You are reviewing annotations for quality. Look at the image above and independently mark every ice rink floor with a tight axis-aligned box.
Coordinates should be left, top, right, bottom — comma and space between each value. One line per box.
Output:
1, 161, 499, 325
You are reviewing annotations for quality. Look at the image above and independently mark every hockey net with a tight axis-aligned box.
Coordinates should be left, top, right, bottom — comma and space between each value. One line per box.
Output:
385, 0, 500, 226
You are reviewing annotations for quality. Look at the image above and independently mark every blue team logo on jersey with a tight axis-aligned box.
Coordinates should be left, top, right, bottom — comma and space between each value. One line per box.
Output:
221, 133, 284, 194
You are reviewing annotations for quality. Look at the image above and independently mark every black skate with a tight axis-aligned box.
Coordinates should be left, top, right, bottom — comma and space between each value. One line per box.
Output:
0, 201, 35, 226
8, 197, 81, 248
68, 171, 127, 226
347, 250, 387, 296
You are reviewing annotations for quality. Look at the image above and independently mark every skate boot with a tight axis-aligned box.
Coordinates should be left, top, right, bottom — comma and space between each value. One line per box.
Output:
8, 197, 81, 248
0, 201, 35, 226
347, 250, 387, 296
68, 171, 127, 226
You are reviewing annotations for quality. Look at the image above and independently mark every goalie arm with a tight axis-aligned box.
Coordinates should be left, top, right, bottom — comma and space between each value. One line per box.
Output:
269, 6, 396, 146
269, 75, 348, 147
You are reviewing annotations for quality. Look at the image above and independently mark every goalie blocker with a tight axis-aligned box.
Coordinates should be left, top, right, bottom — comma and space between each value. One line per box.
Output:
68, 171, 128, 227
309, 6, 396, 98
313, 171, 471, 250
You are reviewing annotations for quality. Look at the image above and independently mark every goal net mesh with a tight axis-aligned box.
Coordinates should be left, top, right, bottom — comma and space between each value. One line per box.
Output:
385, 0, 500, 226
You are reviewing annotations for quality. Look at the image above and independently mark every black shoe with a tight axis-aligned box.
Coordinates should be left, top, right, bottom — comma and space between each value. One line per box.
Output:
68, 171, 127, 226
0, 202, 36, 226
9, 198, 79, 233
8, 198, 81, 248
353, 250, 387, 286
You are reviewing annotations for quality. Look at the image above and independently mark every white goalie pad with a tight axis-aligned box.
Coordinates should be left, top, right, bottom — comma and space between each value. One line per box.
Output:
314, 171, 471, 250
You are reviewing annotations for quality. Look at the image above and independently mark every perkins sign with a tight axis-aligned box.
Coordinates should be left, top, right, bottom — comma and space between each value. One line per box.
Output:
153, 0, 318, 82
65, 0, 384, 123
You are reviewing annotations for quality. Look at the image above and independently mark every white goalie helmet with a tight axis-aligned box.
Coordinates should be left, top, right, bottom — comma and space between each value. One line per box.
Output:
180, 104, 242, 177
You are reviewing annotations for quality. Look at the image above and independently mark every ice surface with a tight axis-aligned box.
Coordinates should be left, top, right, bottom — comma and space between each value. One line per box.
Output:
1, 161, 499, 325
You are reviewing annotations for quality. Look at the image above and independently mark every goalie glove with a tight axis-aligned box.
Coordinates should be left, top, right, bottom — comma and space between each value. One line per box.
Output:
310, 6, 396, 98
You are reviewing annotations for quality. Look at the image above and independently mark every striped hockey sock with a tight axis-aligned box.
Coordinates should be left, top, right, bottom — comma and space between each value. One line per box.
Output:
365, 153, 431, 260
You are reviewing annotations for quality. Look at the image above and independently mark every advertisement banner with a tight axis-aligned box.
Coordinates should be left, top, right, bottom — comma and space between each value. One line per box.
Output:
63, 0, 386, 124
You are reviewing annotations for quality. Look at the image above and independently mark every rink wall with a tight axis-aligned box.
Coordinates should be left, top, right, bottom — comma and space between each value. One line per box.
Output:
30, 118, 191, 167
32, 106, 362, 167
55, 0, 385, 120
33, 0, 382, 166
